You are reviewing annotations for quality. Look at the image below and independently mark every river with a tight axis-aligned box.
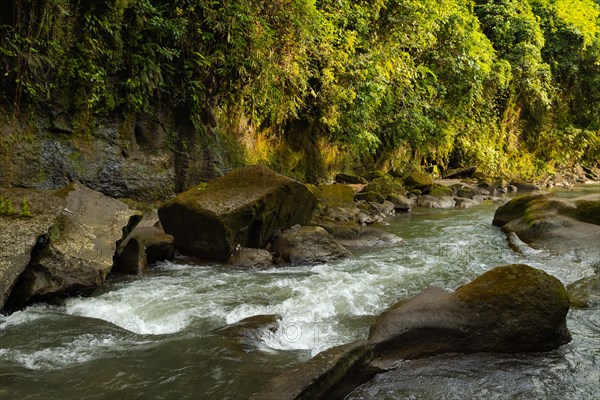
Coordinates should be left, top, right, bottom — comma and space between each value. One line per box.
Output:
1, 187, 598, 399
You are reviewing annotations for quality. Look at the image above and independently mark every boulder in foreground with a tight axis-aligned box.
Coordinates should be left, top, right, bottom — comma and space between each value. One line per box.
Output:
6, 183, 139, 307
0, 189, 65, 309
253, 264, 571, 400
158, 165, 317, 261
369, 264, 571, 364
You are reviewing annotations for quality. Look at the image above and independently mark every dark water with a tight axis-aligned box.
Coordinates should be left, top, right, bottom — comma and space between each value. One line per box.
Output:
1, 187, 598, 399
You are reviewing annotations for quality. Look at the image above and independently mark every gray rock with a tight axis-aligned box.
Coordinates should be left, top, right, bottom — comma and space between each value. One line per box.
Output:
158, 165, 317, 261
115, 220, 175, 274
385, 194, 413, 212
272, 226, 351, 264
416, 195, 456, 208
567, 275, 600, 309
227, 248, 273, 268
315, 222, 403, 248
7, 182, 139, 306
454, 197, 479, 209
0, 189, 66, 309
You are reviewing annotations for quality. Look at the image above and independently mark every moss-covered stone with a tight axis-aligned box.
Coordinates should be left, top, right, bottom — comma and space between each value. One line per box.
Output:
354, 191, 385, 203
158, 165, 317, 261
427, 183, 453, 197
572, 197, 600, 225
312, 184, 356, 206
402, 172, 433, 191
361, 176, 406, 197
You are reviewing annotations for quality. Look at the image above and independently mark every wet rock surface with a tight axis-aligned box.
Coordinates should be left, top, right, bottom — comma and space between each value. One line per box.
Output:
272, 226, 352, 264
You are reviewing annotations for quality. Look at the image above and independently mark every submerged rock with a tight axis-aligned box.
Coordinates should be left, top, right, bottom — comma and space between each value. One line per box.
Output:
0, 189, 66, 309
272, 226, 351, 264
227, 247, 273, 268
567, 275, 600, 308
369, 264, 571, 365
158, 165, 317, 261
216, 314, 282, 351
249, 340, 375, 400
6, 182, 139, 306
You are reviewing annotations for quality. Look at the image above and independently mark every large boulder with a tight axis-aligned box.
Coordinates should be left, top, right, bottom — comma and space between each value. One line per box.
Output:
6, 182, 139, 307
402, 172, 433, 192
492, 192, 600, 254
252, 264, 571, 400
369, 264, 571, 365
360, 176, 406, 197
272, 226, 351, 264
158, 165, 317, 261
310, 184, 356, 206
0, 189, 66, 309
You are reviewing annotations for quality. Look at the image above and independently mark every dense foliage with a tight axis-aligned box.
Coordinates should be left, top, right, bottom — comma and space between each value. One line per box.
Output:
1, 0, 599, 178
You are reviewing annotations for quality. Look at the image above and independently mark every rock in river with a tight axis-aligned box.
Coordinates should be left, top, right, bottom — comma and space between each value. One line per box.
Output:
272, 226, 351, 264
5, 182, 139, 307
158, 165, 317, 261
0, 188, 65, 309
369, 264, 571, 365
252, 264, 571, 400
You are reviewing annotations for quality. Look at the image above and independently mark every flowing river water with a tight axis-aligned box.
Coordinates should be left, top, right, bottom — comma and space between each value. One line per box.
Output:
1, 186, 599, 399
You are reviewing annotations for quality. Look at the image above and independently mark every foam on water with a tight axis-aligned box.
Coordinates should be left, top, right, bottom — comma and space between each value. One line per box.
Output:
0, 334, 145, 370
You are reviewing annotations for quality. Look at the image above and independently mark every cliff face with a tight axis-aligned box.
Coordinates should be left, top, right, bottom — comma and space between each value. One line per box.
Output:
0, 109, 226, 201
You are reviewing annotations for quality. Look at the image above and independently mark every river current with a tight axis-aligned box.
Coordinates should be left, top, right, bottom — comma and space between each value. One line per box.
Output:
1, 187, 598, 399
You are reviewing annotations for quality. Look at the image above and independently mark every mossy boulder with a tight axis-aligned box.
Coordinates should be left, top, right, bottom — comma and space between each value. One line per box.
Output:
312, 184, 356, 206
385, 194, 412, 212
427, 183, 453, 197
354, 191, 385, 204
335, 173, 367, 185
361, 170, 387, 181
361, 176, 406, 197
368, 264, 571, 365
158, 165, 317, 261
510, 179, 541, 192
402, 172, 433, 192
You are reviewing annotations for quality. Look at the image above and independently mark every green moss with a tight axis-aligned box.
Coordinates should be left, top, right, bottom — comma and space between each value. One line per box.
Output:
402, 172, 433, 191
427, 183, 453, 197
362, 176, 406, 196
572, 199, 600, 225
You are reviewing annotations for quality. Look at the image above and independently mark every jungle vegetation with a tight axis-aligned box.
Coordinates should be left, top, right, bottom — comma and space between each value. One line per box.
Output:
1, 0, 599, 179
